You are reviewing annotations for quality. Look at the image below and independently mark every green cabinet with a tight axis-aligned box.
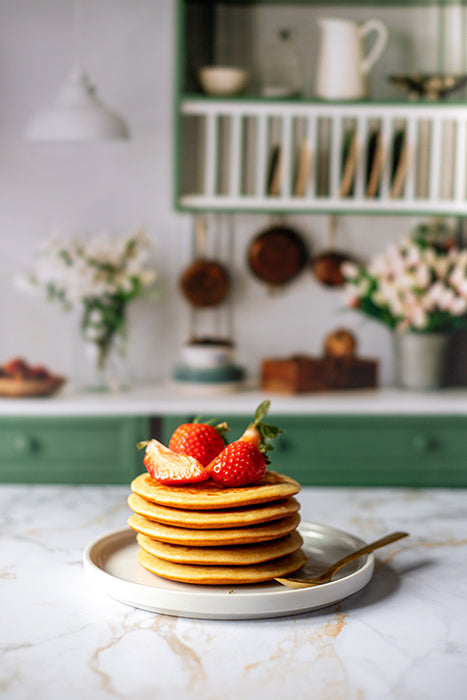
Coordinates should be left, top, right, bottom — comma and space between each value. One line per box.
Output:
162, 413, 467, 487
2, 412, 464, 486
0, 416, 150, 484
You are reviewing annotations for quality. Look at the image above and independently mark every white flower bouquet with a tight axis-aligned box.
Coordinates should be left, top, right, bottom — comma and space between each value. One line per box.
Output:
342, 223, 467, 334
19, 229, 157, 368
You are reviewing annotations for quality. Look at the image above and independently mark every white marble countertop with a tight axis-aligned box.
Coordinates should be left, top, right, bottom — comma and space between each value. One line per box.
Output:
2, 483, 467, 699
0, 383, 466, 416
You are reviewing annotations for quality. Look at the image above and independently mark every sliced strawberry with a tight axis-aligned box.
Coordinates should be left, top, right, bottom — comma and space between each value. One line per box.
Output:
168, 420, 228, 466
140, 439, 210, 485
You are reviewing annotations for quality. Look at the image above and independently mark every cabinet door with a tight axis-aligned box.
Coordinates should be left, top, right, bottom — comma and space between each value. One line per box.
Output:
268, 415, 467, 487
164, 414, 467, 487
0, 416, 151, 484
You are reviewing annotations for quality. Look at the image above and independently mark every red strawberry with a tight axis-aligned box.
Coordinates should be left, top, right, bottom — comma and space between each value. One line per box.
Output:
168, 419, 228, 466
139, 439, 210, 485
208, 400, 282, 487
4, 357, 29, 378
209, 440, 267, 487
27, 365, 50, 380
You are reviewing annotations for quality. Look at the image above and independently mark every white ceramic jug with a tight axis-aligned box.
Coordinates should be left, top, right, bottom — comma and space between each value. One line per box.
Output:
315, 17, 388, 100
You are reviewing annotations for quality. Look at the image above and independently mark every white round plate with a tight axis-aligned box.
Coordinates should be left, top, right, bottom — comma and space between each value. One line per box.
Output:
83, 522, 374, 620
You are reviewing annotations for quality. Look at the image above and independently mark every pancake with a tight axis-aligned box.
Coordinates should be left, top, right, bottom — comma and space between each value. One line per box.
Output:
128, 512, 301, 546
128, 493, 300, 529
130, 470, 300, 510
137, 548, 307, 585
136, 531, 304, 565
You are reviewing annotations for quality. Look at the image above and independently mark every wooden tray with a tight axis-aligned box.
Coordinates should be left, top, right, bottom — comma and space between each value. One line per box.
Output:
261, 355, 378, 394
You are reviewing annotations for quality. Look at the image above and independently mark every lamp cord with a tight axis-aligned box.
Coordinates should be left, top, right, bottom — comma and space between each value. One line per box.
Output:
72, 0, 83, 71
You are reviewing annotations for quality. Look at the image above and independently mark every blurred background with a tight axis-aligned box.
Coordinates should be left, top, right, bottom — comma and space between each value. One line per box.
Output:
1, 0, 466, 389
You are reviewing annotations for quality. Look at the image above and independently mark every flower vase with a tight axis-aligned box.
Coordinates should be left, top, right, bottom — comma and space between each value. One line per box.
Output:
393, 332, 450, 391
77, 334, 131, 393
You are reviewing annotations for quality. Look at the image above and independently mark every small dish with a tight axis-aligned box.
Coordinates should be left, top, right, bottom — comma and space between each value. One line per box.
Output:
198, 66, 248, 96
0, 375, 66, 398
389, 73, 467, 100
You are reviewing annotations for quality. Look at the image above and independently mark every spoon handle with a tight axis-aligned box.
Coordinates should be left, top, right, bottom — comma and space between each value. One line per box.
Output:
325, 531, 409, 579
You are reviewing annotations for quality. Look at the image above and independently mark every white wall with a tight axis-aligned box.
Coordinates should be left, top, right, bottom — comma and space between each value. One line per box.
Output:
0, 0, 460, 388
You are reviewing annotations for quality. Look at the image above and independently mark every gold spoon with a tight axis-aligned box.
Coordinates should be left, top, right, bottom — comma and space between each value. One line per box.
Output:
275, 531, 409, 588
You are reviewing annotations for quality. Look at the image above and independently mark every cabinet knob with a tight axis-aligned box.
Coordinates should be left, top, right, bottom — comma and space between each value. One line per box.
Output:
277, 437, 291, 452
14, 435, 38, 453
411, 434, 433, 452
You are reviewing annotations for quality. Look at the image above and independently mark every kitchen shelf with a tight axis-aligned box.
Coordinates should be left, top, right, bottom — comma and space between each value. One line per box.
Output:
178, 98, 467, 215
182, 2, 467, 7
175, 0, 467, 216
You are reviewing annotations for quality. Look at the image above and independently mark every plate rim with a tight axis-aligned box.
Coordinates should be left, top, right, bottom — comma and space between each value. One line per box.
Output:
83, 521, 375, 619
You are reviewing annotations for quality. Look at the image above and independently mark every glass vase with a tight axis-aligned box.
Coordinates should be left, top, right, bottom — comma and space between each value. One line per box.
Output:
76, 333, 131, 393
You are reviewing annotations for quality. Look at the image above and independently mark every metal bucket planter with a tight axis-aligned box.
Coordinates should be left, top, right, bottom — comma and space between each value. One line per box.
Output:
393, 332, 450, 391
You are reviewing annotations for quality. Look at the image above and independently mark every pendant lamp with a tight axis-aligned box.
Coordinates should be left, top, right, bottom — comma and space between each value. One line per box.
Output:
26, 1, 129, 143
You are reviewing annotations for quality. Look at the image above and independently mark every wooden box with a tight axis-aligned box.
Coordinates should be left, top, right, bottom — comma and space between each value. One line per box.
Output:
261, 354, 378, 394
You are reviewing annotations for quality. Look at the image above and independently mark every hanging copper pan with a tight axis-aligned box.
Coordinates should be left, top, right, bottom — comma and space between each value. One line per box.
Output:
247, 223, 309, 287
311, 216, 354, 288
180, 217, 230, 308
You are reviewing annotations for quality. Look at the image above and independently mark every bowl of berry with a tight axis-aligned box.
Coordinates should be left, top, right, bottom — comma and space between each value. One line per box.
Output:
0, 357, 66, 397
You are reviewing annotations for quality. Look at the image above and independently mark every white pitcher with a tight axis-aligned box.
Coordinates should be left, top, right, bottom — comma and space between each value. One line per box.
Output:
315, 17, 388, 100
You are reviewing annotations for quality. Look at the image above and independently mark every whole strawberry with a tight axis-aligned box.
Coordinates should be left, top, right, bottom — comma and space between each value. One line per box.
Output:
208, 400, 282, 487
168, 418, 229, 467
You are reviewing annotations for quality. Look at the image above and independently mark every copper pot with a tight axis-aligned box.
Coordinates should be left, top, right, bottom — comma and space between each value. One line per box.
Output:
312, 251, 351, 287
247, 223, 309, 287
311, 216, 353, 288
180, 218, 230, 308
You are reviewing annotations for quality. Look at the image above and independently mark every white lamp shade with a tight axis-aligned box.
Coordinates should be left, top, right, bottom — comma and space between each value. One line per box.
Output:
26, 68, 129, 142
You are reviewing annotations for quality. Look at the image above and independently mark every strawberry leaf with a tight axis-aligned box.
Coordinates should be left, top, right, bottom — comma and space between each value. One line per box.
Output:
250, 400, 283, 454
193, 416, 229, 440
254, 400, 271, 424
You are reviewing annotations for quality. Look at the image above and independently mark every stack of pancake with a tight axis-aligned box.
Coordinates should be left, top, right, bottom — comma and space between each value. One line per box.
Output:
128, 471, 306, 585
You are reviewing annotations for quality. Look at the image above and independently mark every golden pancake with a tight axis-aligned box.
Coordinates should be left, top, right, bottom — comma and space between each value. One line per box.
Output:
128, 493, 300, 529
137, 548, 307, 585
136, 531, 304, 565
128, 512, 301, 546
130, 471, 300, 510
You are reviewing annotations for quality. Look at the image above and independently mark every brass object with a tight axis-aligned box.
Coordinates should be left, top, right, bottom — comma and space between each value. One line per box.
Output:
389, 73, 467, 101
275, 531, 409, 588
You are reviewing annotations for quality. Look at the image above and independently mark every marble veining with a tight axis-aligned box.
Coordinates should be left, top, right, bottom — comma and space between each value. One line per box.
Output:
1, 484, 467, 700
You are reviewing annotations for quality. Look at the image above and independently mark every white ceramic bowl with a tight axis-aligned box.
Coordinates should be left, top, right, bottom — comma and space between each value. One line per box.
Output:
182, 342, 234, 369
198, 66, 248, 96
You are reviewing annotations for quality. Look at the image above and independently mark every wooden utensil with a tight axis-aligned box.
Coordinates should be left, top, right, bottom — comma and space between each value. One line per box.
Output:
366, 127, 385, 198
390, 129, 410, 199
339, 129, 358, 197
275, 531, 409, 588
180, 217, 230, 308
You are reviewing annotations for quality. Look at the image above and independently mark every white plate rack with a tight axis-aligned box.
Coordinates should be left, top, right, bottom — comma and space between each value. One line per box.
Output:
179, 99, 467, 215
